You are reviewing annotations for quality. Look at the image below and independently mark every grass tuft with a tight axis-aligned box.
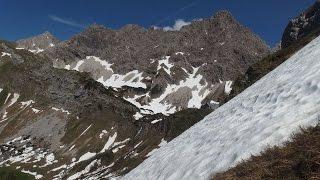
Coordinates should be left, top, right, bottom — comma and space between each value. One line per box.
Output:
213, 125, 320, 180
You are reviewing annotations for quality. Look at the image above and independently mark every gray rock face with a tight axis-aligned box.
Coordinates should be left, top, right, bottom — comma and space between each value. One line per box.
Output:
42, 11, 269, 115
47, 11, 268, 79
282, 0, 320, 48
16, 31, 60, 53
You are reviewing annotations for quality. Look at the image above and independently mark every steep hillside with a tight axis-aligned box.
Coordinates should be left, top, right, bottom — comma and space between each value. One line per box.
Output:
124, 33, 320, 179
0, 40, 192, 179
0, 40, 136, 179
228, 26, 320, 102
0, 40, 213, 179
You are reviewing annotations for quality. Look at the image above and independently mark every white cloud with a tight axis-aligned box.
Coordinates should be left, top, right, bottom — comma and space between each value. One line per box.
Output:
49, 15, 85, 28
156, 19, 191, 31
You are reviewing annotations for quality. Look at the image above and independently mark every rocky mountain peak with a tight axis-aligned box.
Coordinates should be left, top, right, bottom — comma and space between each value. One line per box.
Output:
212, 10, 235, 22
16, 31, 60, 53
281, 1, 320, 48
40, 31, 55, 38
86, 23, 108, 32
120, 24, 146, 32
43, 11, 269, 118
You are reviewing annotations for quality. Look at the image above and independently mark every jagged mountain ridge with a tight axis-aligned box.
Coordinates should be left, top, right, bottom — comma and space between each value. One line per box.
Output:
282, 0, 320, 48
16, 31, 60, 53
39, 10, 269, 117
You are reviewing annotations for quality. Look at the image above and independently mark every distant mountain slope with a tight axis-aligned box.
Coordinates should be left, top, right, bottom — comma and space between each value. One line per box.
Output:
0, 40, 211, 179
41, 11, 269, 117
124, 33, 320, 180
0, 40, 143, 179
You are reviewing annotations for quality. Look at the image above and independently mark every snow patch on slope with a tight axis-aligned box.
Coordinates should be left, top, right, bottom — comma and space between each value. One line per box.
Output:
67, 159, 100, 180
98, 70, 146, 89
21, 169, 43, 179
20, 100, 35, 107
224, 81, 233, 95
0, 137, 57, 173
157, 56, 174, 75
1, 52, 12, 57
51, 107, 71, 115
100, 132, 117, 153
124, 35, 320, 179
125, 66, 211, 115
8, 93, 20, 107
62, 56, 147, 89
29, 48, 44, 54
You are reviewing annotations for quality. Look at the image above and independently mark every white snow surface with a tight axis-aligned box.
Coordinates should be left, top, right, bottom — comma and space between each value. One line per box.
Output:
224, 81, 233, 95
67, 159, 100, 180
77, 152, 96, 163
100, 132, 117, 153
80, 124, 92, 137
8, 93, 20, 107
20, 100, 35, 107
64, 56, 147, 89
1, 52, 12, 57
29, 48, 44, 54
151, 119, 163, 124
32, 108, 41, 113
99, 130, 108, 138
40, 153, 56, 167
21, 169, 43, 179
157, 56, 174, 75
51, 107, 71, 115
124, 36, 320, 179
97, 69, 146, 89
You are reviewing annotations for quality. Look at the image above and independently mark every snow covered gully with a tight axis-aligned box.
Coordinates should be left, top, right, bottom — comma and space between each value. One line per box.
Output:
124, 36, 320, 179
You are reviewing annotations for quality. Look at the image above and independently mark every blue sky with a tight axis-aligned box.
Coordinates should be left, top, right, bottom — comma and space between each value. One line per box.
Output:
0, 0, 316, 46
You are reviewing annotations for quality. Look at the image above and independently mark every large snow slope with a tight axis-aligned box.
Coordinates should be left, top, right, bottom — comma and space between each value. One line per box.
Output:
124, 36, 320, 180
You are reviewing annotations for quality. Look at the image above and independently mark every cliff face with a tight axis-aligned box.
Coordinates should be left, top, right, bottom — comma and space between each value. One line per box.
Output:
282, 0, 320, 48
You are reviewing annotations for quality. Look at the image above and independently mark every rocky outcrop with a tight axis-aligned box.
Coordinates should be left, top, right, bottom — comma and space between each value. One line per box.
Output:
282, 0, 320, 48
